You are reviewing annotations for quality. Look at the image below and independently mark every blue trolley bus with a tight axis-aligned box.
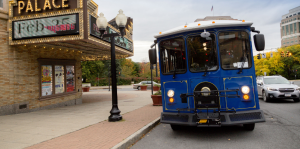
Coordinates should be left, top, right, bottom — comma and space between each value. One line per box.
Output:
148, 19, 266, 131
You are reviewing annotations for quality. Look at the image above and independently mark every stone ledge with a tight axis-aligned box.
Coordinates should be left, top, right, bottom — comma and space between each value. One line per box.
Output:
0, 98, 83, 116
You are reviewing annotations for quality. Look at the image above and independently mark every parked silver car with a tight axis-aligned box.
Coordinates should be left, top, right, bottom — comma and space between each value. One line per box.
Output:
257, 76, 300, 102
133, 81, 159, 90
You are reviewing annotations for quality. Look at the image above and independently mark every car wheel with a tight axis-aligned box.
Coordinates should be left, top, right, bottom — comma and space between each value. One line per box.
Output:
170, 124, 182, 131
293, 98, 299, 102
137, 86, 140, 90
263, 91, 270, 102
243, 123, 255, 131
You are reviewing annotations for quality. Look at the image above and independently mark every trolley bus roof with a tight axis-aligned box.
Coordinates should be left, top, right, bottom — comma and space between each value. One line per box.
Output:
154, 20, 253, 38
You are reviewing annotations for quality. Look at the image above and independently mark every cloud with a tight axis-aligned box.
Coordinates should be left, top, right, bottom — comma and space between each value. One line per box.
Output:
93, 0, 299, 62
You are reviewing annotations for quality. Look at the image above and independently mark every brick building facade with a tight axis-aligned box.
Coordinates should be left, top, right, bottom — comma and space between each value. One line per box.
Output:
0, 0, 133, 115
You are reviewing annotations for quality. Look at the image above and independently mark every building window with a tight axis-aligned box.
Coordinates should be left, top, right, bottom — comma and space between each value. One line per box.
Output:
39, 59, 76, 100
295, 23, 297, 33
55, 66, 65, 94
0, 0, 3, 8
299, 22, 300, 33
41, 65, 53, 96
282, 26, 285, 35
290, 24, 293, 34
66, 66, 75, 92
286, 25, 289, 35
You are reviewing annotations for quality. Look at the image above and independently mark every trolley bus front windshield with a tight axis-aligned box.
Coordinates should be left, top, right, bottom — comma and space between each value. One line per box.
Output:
187, 34, 218, 72
219, 31, 252, 70
159, 38, 186, 75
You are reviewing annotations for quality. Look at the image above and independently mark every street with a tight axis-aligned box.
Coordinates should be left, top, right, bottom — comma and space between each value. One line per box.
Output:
131, 98, 300, 149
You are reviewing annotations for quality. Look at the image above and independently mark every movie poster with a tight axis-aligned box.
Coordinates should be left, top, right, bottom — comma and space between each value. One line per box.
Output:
66, 66, 75, 92
55, 66, 64, 94
41, 65, 52, 96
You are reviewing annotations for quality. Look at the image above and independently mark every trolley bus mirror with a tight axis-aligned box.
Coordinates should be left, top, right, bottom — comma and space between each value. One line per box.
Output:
148, 48, 157, 64
253, 34, 265, 51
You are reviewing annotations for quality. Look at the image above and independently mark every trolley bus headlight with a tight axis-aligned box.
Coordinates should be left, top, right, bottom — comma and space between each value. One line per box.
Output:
241, 86, 250, 94
167, 90, 175, 97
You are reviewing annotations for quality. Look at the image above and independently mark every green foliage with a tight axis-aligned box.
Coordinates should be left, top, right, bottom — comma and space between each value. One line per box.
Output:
81, 58, 161, 86
154, 84, 161, 87
254, 44, 300, 80
154, 90, 162, 95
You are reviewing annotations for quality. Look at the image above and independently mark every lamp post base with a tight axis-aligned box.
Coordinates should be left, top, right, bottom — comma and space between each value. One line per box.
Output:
108, 106, 122, 122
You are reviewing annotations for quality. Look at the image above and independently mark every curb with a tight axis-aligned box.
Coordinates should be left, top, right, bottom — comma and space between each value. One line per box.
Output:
111, 117, 160, 149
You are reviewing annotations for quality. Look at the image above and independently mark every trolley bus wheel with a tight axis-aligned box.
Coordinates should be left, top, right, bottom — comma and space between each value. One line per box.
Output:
170, 124, 182, 131
243, 123, 255, 131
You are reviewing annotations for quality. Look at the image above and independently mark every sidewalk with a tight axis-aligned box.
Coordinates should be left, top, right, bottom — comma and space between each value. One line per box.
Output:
0, 87, 162, 149
89, 85, 130, 90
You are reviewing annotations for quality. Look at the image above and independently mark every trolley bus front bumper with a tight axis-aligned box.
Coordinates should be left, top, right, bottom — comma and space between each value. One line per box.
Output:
160, 110, 265, 126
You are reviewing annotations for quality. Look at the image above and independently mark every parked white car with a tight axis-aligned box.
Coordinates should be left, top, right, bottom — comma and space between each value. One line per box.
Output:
133, 81, 159, 90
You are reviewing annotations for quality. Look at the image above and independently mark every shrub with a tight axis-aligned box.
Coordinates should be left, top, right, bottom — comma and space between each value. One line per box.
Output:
154, 84, 161, 87
154, 90, 161, 95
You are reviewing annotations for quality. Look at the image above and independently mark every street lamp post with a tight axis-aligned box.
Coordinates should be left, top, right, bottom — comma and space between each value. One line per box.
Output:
97, 10, 127, 122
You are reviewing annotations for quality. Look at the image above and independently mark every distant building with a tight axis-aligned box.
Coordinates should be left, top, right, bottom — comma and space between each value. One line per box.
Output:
280, 6, 300, 47
195, 16, 238, 22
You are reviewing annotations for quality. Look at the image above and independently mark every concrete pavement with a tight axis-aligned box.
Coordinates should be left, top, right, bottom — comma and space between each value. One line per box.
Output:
0, 85, 162, 149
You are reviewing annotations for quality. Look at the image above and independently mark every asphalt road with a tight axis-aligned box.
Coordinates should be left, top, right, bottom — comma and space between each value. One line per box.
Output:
131, 98, 300, 149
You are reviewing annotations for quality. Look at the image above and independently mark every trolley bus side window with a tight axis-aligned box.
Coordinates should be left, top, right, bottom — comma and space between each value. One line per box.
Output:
159, 38, 186, 75
187, 34, 218, 72
219, 31, 252, 69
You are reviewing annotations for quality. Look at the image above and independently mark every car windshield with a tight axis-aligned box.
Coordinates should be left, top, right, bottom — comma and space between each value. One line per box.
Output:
264, 77, 290, 84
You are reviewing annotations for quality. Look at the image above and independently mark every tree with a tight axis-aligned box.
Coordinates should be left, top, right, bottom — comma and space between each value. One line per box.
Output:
81, 61, 105, 82
132, 62, 141, 77
120, 59, 135, 77
254, 44, 300, 79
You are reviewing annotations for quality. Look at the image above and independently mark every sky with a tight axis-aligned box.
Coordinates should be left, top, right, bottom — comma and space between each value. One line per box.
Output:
94, 0, 300, 62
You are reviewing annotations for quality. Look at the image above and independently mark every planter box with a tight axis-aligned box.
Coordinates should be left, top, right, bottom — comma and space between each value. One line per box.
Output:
151, 95, 162, 106
82, 83, 91, 88
82, 87, 90, 92
153, 86, 160, 91
140, 86, 147, 91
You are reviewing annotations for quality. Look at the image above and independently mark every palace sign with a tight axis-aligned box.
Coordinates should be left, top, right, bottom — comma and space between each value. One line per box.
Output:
13, 0, 77, 17
13, 14, 79, 40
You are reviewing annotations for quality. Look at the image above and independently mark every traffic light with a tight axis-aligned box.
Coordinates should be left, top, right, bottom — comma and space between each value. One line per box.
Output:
287, 51, 292, 57
257, 54, 261, 59
281, 51, 285, 57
